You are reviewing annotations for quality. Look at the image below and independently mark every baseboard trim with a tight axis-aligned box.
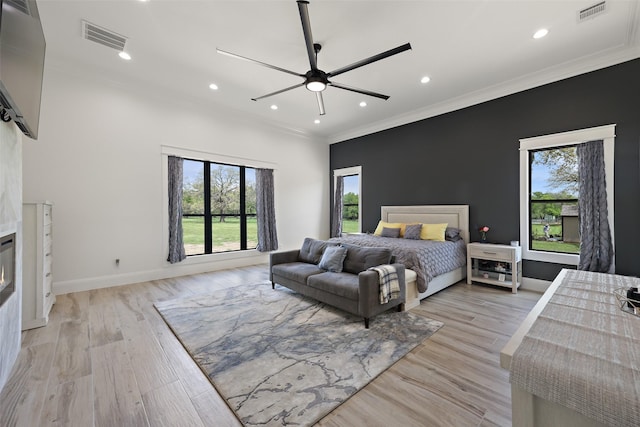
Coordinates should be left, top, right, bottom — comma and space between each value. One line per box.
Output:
53, 253, 269, 295
521, 277, 551, 293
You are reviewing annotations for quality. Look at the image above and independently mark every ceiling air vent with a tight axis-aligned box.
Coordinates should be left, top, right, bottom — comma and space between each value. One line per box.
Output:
578, 1, 607, 22
82, 21, 127, 51
5, 0, 30, 15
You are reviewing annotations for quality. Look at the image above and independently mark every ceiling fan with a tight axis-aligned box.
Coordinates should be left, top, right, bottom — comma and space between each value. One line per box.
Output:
216, 0, 412, 116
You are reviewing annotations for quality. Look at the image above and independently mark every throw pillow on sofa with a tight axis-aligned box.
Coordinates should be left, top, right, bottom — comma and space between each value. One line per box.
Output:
298, 237, 334, 264
341, 243, 392, 274
318, 245, 348, 272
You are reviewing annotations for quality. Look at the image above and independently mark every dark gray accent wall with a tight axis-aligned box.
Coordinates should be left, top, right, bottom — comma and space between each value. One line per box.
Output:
330, 58, 640, 281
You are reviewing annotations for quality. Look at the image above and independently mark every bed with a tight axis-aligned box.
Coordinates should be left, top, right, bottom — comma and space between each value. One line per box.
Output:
330, 205, 469, 310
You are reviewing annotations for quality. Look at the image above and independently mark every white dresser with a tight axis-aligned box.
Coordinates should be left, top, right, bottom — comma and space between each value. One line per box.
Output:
22, 202, 55, 330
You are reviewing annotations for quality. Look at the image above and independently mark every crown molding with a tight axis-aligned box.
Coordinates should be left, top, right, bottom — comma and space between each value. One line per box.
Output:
327, 45, 640, 144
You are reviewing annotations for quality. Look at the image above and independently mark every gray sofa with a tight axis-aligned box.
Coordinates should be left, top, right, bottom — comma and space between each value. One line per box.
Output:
270, 237, 406, 328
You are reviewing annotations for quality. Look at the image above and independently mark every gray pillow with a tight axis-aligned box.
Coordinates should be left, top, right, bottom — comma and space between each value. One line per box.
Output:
318, 245, 348, 272
404, 223, 422, 240
341, 243, 392, 274
445, 227, 462, 242
298, 237, 332, 263
381, 227, 401, 238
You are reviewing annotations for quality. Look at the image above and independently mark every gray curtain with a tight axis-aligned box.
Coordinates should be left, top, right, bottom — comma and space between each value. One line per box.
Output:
577, 140, 613, 272
331, 175, 344, 237
167, 156, 186, 263
256, 168, 278, 252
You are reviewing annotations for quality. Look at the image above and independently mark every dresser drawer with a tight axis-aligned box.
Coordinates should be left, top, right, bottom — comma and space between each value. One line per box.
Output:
43, 253, 52, 280
43, 204, 52, 225
43, 224, 52, 247
468, 245, 516, 260
43, 272, 53, 302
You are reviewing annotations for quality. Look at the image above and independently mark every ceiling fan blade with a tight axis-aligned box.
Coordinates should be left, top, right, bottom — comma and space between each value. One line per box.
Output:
316, 92, 325, 116
327, 43, 412, 78
217, 48, 304, 78
251, 82, 306, 101
297, 0, 318, 70
328, 82, 390, 100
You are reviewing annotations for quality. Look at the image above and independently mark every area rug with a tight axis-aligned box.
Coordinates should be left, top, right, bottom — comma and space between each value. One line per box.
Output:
154, 282, 443, 426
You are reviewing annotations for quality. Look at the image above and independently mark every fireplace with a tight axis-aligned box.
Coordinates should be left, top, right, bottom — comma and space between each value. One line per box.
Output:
0, 233, 15, 308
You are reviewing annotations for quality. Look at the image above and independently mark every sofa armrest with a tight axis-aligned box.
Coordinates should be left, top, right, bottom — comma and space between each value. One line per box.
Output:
269, 249, 300, 280
270, 249, 300, 266
358, 263, 406, 318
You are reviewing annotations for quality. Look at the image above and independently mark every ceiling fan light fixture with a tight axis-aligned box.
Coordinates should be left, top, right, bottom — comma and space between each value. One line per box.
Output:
306, 78, 326, 92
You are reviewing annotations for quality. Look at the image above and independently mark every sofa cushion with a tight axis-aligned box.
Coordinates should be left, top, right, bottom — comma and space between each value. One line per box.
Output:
298, 237, 334, 264
271, 262, 325, 283
341, 244, 393, 275
318, 245, 348, 272
307, 272, 360, 301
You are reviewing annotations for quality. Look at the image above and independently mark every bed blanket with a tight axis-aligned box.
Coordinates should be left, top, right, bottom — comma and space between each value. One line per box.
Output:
330, 234, 466, 293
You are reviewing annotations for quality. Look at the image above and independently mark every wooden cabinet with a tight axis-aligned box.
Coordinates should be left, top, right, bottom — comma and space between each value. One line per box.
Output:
22, 202, 55, 330
467, 243, 522, 293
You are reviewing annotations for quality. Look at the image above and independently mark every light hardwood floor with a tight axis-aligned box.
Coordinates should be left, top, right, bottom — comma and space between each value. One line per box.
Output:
0, 265, 540, 426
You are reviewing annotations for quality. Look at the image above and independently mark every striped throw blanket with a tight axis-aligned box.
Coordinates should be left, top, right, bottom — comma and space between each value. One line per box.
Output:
369, 264, 400, 304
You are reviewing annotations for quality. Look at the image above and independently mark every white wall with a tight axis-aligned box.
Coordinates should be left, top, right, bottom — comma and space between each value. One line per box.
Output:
23, 66, 329, 294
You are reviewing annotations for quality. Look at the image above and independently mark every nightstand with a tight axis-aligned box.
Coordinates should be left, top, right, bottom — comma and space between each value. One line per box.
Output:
467, 243, 522, 293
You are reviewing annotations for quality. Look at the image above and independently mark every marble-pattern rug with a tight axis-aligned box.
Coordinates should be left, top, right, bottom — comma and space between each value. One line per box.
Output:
154, 282, 443, 426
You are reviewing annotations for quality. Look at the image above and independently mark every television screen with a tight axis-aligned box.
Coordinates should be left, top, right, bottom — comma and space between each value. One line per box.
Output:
0, 0, 46, 140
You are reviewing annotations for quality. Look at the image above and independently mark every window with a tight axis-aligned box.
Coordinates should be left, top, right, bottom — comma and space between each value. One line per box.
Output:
341, 174, 360, 233
519, 125, 615, 264
529, 145, 580, 255
182, 158, 257, 256
334, 166, 361, 234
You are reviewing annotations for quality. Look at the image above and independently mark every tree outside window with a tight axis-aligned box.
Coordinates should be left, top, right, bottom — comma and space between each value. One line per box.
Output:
182, 159, 256, 255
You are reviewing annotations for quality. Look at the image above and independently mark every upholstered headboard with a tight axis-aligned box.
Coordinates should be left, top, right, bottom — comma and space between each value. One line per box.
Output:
380, 205, 470, 244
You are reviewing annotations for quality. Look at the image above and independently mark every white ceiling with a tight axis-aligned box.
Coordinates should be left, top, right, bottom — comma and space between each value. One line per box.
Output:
37, 0, 640, 143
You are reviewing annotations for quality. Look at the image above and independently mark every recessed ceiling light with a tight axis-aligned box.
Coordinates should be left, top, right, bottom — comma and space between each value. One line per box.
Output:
314, 119, 320, 124
118, 51, 131, 60
420, 76, 431, 84
270, 104, 278, 110
533, 28, 549, 39
209, 83, 219, 90
359, 101, 367, 107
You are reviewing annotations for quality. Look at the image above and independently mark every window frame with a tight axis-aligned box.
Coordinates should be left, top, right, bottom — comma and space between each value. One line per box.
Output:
181, 158, 256, 255
161, 146, 276, 263
528, 145, 579, 255
334, 166, 362, 234
519, 124, 615, 265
